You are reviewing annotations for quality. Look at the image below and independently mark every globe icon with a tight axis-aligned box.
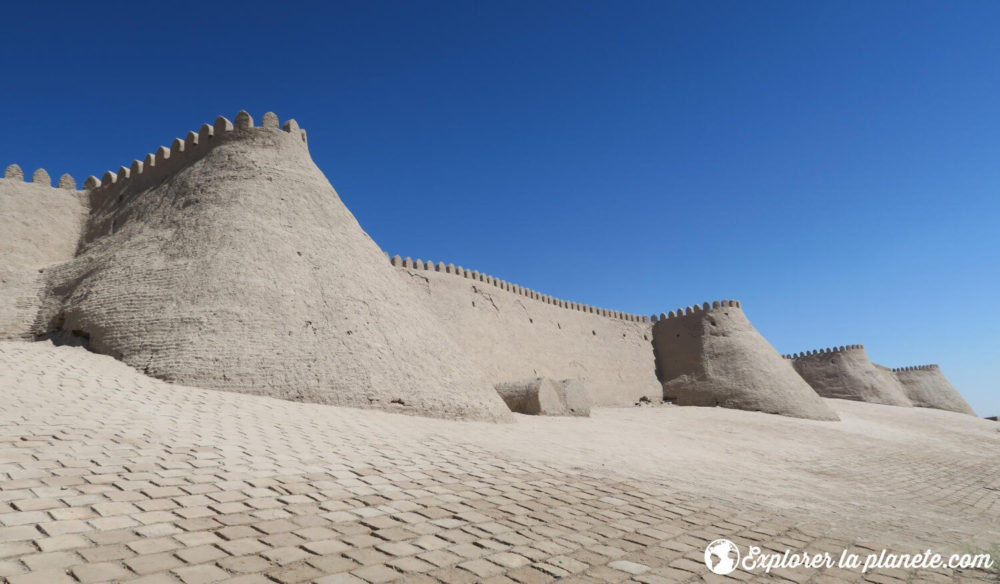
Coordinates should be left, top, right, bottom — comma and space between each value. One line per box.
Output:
704, 539, 740, 575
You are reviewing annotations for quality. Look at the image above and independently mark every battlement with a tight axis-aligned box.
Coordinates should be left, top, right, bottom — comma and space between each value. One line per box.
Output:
81, 110, 308, 209
2, 164, 79, 190
782, 344, 864, 360
389, 254, 649, 323
892, 364, 940, 373
648, 300, 741, 323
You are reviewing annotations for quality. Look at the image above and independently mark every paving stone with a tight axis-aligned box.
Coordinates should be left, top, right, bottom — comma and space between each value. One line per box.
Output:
77, 544, 134, 562
172, 564, 230, 584
268, 563, 324, 583
307, 554, 360, 573
175, 544, 228, 564
125, 552, 185, 574
1, 343, 997, 584
313, 574, 367, 584
21, 550, 80, 570
126, 575, 182, 584
608, 559, 651, 575
71, 561, 131, 583
34, 534, 89, 552
8, 568, 78, 584
351, 563, 401, 583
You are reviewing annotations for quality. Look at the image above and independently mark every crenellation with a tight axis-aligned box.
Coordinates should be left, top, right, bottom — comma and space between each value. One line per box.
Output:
788, 344, 866, 360
234, 110, 253, 131
4, 163, 24, 180
2, 163, 80, 191
283, 119, 299, 133
101, 171, 116, 187
76, 111, 294, 208
387, 253, 652, 323
261, 111, 280, 129
57, 173, 76, 190
215, 115, 234, 135
155, 145, 171, 166
198, 123, 214, 144
892, 364, 940, 372
32, 168, 50, 185
83, 176, 100, 189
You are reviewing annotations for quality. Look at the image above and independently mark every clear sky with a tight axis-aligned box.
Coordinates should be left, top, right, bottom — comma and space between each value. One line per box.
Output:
2, 2, 997, 415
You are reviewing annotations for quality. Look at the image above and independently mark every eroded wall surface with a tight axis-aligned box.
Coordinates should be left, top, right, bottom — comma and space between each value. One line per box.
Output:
894, 365, 976, 416
24, 113, 512, 422
396, 263, 662, 407
652, 302, 839, 420
788, 346, 912, 407
0, 169, 88, 340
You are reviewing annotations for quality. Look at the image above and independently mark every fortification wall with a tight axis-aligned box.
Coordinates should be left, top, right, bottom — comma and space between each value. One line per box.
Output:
892, 365, 976, 415
784, 345, 912, 407
0, 166, 88, 340
651, 301, 839, 420
5, 107, 979, 424
392, 257, 662, 406
31, 111, 512, 422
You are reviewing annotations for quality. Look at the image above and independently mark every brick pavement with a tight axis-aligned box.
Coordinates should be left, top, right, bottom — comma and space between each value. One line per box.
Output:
1, 342, 997, 583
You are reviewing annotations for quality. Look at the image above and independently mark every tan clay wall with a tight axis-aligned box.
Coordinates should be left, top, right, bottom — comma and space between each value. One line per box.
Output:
30, 111, 512, 422
393, 259, 662, 406
786, 345, 912, 407
893, 365, 976, 416
651, 301, 839, 420
0, 167, 88, 340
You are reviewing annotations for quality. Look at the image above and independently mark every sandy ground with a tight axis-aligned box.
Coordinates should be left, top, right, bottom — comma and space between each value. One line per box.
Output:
1, 341, 997, 584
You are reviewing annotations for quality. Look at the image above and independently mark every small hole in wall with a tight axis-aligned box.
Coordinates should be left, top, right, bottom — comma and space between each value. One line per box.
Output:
557, 323, 561, 329
529, 318, 533, 324
592, 330, 596, 336
676, 334, 681, 338
471, 301, 476, 307
643, 334, 648, 341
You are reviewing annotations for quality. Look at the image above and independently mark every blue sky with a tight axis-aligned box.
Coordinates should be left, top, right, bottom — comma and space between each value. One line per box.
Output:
2, 1, 997, 415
